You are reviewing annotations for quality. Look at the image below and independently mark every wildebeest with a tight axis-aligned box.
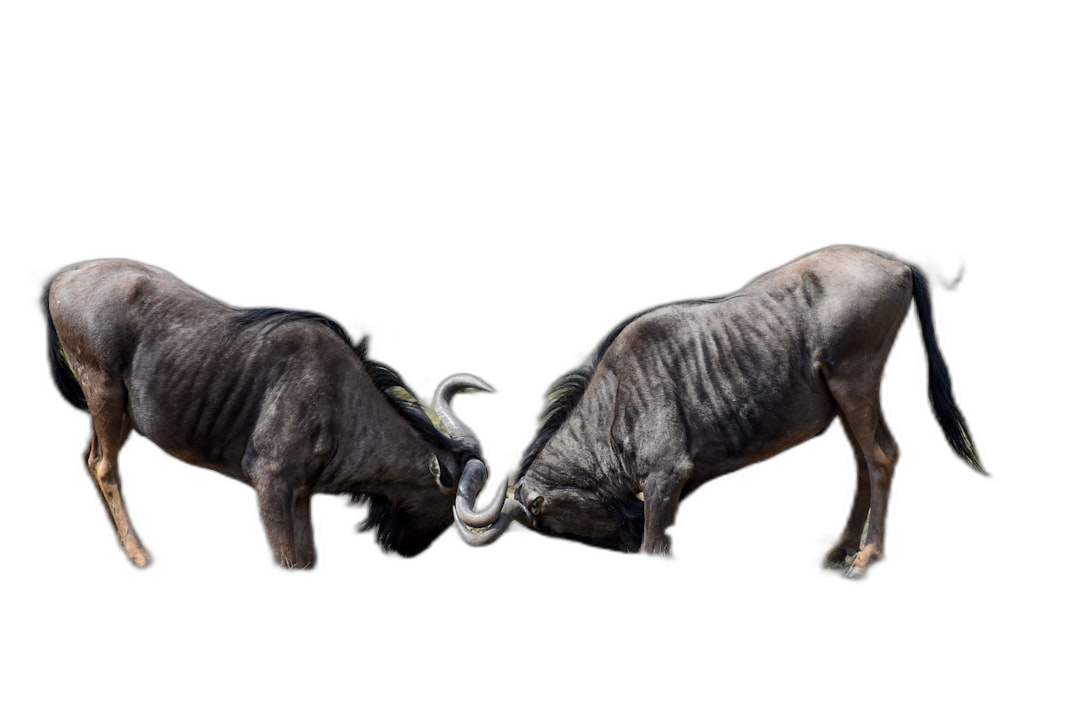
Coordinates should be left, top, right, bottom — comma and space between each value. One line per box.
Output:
455, 246, 985, 576
45, 259, 494, 568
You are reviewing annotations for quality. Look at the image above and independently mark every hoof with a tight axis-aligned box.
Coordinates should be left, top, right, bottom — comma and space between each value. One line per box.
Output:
816, 557, 851, 578
844, 564, 867, 580
128, 549, 151, 568
823, 546, 855, 569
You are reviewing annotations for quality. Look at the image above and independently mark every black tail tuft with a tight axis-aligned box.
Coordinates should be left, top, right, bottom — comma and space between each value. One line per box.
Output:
910, 266, 986, 475
43, 285, 88, 412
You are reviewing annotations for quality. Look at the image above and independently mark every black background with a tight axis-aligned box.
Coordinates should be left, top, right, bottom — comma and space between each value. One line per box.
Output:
10, 11, 1036, 708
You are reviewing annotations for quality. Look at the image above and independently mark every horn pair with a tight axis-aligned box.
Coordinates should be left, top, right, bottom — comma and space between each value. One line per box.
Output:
452, 460, 528, 545
434, 374, 525, 545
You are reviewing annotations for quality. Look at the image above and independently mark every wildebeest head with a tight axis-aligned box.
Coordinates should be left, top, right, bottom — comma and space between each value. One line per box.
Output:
451, 465, 644, 552
451, 317, 649, 551
353, 372, 495, 557
512, 475, 644, 552
452, 402, 648, 552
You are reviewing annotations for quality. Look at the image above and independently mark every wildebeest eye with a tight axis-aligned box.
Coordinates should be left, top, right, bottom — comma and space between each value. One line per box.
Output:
430, 454, 454, 493
528, 495, 545, 516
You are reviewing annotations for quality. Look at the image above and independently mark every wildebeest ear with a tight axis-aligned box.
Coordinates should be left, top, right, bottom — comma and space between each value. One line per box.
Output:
528, 495, 545, 516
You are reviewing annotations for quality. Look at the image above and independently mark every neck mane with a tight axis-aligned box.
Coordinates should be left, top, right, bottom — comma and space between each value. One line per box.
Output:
514, 295, 740, 484
232, 307, 466, 457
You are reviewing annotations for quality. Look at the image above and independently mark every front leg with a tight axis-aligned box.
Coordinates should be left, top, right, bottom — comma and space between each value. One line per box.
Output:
252, 472, 316, 569
640, 463, 691, 555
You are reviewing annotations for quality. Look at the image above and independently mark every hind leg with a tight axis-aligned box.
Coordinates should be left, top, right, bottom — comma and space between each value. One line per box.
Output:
826, 375, 899, 578
84, 386, 150, 567
824, 416, 871, 567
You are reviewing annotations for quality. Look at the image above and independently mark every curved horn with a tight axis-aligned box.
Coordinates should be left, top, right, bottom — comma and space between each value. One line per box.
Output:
454, 458, 510, 527
434, 373, 522, 545
434, 373, 494, 450
454, 460, 528, 546
454, 498, 529, 546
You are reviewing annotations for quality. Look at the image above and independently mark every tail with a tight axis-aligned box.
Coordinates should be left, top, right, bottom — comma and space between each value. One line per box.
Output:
909, 266, 986, 474
43, 284, 88, 411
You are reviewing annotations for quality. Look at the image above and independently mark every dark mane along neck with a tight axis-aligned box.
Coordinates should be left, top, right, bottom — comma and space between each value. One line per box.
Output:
515, 295, 740, 484
231, 307, 466, 457
514, 305, 648, 483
